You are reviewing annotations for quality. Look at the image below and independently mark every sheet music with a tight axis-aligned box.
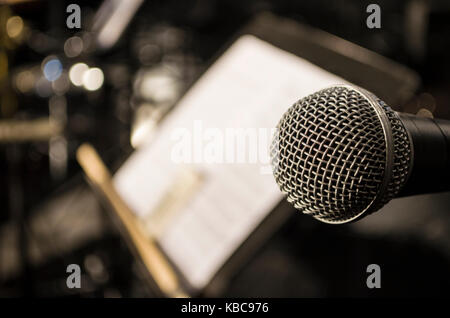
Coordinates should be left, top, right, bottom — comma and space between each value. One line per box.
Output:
113, 35, 347, 290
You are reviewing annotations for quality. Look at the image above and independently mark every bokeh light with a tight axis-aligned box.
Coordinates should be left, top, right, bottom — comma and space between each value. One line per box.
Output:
15, 70, 35, 93
6, 16, 24, 39
43, 58, 63, 82
82, 67, 104, 91
52, 71, 70, 95
35, 76, 53, 97
64, 36, 84, 58
69, 63, 88, 87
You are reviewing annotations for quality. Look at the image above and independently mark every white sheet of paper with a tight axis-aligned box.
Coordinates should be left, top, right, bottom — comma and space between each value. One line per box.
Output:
114, 35, 347, 290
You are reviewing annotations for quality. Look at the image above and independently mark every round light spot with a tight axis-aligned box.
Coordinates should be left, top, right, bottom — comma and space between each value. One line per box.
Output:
52, 72, 70, 95
69, 63, 88, 86
64, 36, 84, 58
15, 70, 35, 93
43, 58, 62, 82
82, 67, 104, 91
35, 76, 52, 97
6, 16, 23, 39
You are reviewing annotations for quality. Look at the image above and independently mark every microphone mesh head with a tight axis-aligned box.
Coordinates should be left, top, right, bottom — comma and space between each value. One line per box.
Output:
270, 85, 412, 224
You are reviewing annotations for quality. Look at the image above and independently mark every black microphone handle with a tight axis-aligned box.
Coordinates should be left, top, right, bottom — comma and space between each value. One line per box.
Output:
398, 113, 450, 197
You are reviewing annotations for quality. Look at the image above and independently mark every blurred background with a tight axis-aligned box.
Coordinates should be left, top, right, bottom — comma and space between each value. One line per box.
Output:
0, 0, 449, 297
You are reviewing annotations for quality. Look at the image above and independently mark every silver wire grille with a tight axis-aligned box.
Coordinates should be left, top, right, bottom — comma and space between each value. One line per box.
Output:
270, 86, 412, 223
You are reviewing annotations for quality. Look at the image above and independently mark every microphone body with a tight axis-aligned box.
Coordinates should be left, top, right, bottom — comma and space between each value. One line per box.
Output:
398, 113, 450, 196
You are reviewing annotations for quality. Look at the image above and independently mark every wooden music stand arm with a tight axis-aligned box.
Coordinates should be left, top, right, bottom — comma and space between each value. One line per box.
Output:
76, 143, 187, 298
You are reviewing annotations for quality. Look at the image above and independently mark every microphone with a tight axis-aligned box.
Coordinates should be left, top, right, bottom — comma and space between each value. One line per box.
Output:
270, 84, 450, 224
